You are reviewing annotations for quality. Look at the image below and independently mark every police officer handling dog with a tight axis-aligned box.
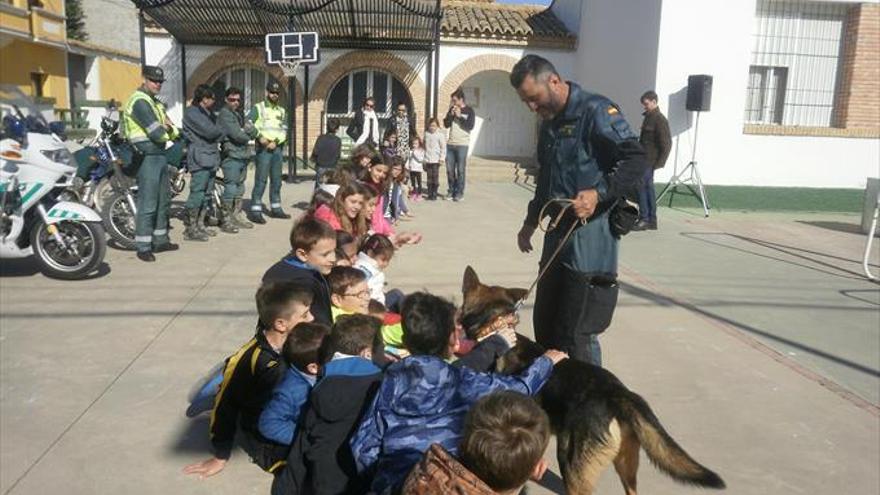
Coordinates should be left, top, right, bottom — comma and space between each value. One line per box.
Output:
247, 81, 291, 224
511, 55, 646, 366
123, 65, 180, 262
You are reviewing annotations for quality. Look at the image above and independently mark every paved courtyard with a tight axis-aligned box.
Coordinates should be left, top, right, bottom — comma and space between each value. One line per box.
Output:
1, 179, 878, 494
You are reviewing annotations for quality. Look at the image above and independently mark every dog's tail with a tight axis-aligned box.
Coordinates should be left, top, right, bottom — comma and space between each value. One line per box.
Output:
617, 392, 726, 489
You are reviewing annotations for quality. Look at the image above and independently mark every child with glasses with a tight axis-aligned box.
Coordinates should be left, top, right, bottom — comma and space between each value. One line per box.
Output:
327, 266, 407, 361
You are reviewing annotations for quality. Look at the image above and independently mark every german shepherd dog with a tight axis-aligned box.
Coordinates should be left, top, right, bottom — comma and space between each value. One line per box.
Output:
460, 266, 725, 495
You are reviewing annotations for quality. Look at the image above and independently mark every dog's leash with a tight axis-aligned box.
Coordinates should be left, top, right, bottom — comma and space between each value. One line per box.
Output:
514, 198, 588, 312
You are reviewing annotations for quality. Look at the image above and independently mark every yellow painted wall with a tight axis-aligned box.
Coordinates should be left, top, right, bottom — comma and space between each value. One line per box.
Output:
37, 0, 64, 16
0, 9, 30, 34
0, 38, 68, 108
97, 57, 142, 103
31, 10, 66, 44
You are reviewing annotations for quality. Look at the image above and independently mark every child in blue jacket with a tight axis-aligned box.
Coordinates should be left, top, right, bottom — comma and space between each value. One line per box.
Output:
272, 314, 384, 495
349, 292, 568, 494
258, 322, 330, 446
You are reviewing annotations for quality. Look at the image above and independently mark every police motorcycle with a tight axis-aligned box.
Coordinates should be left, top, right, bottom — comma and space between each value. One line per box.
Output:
0, 111, 107, 279
67, 106, 138, 250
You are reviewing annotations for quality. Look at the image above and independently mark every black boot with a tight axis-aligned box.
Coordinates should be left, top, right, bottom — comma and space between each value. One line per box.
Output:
232, 198, 253, 229
219, 201, 239, 234
247, 207, 266, 225
268, 208, 291, 219
184, 209, 209, 241
631, 219, 651, 231
198, 207, 217, 237
154, 242, 180, 253
137, 251, 156, 262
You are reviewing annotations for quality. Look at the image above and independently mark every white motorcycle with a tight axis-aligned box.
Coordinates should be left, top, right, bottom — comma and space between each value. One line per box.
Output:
0, 131, 107, 279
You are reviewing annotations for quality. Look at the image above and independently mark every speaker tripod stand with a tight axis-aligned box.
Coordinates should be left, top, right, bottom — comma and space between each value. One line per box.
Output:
656, 111, 710, 217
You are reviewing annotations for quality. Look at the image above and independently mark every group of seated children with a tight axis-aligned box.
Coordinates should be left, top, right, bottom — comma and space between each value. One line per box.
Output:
184, 214, 568, 494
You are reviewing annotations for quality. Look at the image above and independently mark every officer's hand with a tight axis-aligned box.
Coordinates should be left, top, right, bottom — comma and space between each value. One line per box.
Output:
259, 137, 269, 147
182, 457, 227, 479
517, 223, 535, 253
573, 189, 599, 219
267, 141, 277, 151
543, 349, 569, 365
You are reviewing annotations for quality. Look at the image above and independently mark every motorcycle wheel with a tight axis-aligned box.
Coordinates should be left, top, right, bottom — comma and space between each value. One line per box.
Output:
93, 178, 116, 212
30, 219, 107, 280
101, 191, 137, 250
211, 180, 227, 224
169, 166, 186, 197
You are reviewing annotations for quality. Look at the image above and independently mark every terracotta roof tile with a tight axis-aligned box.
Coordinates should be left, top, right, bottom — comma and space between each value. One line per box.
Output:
441, 1, 574, 41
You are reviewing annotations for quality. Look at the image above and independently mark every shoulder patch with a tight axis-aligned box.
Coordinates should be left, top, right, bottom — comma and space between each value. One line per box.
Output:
607, 106, 619, 116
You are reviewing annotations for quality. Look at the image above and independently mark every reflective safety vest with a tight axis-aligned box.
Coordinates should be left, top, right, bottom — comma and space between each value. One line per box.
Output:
253, 101, 287, 144
122, 89, 179, 144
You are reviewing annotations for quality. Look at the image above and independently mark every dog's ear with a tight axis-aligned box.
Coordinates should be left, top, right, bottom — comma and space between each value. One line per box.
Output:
462, 266, 480, 295
506, 287, 528, 303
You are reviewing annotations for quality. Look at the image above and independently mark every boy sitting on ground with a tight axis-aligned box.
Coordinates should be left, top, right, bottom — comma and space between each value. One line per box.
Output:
258, 322, 330, 447
272, 314, 384, 495
183, 282, 314, 479
350, 292, 567, 494
401, 391, 551, 495
263, 217, 337, 325
328, 266, 407, 360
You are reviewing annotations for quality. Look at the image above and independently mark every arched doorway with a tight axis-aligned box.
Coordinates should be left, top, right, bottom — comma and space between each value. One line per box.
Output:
209, 66, 287, 111
324, 69, 414, 140
458, 70, 537, 158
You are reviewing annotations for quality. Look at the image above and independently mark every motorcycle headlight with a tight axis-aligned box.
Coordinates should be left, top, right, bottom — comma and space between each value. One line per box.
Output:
41, 148, 72, 165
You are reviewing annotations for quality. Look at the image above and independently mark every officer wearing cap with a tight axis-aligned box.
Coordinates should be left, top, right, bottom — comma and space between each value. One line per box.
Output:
122, 65, 180, 262
510, 55, 647, 367
246, 81, 290, 224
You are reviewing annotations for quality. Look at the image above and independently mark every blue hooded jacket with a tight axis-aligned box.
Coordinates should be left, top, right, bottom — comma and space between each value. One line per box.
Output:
258, 366, 316, 446
350, 354, 553, 493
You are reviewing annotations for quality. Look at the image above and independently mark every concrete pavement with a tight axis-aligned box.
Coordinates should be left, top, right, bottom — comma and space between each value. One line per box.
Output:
1, 179, 877, 494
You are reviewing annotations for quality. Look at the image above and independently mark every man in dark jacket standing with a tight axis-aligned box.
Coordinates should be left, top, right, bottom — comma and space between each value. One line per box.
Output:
218, 87, 260, 230
443, 89, 475, 201
310, 118, 342, 186
512, 55, 647, 367
634, 90, 671, 231
182, 84, 225, 240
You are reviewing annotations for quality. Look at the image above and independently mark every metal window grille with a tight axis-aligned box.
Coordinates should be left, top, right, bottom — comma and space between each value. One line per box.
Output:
745, 0, 848, 126
324, 69, 414, 137
213, 67, 285, 110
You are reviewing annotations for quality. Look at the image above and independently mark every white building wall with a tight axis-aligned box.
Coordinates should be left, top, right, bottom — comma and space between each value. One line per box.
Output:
653, 0, 879, 188
560, 0, 661, 128
144, 34, 185, 124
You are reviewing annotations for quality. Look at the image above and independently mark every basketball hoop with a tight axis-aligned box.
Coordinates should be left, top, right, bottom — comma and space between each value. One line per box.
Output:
265, 31, 319, 78
278, 59, 301, 78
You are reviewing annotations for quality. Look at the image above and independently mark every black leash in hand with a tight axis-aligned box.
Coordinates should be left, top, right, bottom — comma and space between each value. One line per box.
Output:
514, 198, 588, 312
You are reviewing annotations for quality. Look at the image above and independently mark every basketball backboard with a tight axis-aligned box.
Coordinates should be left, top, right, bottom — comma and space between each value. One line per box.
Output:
265, 32, 320, 66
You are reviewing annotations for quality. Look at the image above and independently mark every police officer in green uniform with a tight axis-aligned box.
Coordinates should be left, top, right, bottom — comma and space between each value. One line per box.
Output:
218, 86, 260, 230
247, 82, 291, 224
511, 55, 646, 367
123, 65, 180, 262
